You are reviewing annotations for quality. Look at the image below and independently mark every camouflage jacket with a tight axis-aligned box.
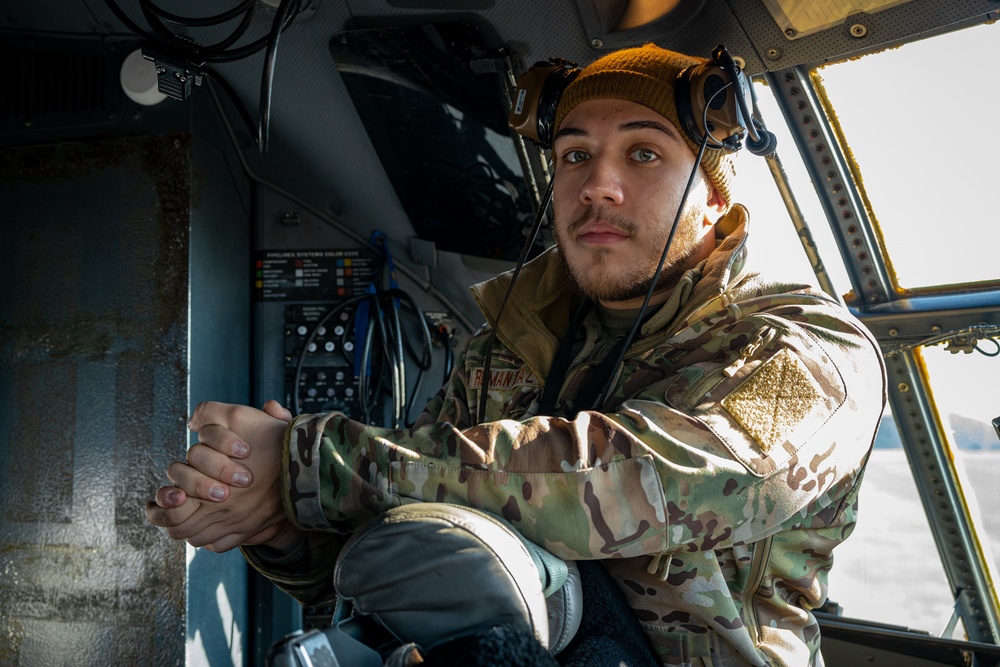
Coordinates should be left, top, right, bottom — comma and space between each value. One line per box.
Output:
244, 206, 887, 666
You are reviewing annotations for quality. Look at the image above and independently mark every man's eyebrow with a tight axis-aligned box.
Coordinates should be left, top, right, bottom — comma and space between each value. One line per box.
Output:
620, 119, 684, 145
552, 126, 587, 144
552, 120, 684, 146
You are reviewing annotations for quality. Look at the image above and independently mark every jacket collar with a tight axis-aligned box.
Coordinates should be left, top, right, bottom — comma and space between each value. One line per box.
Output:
470, 205, 751, 381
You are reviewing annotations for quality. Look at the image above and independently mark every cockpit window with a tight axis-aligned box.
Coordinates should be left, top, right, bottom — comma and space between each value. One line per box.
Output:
813, 22, 1000, 293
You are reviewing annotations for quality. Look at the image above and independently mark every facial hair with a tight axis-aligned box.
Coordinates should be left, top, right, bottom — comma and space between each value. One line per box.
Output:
554, 206, 705, 304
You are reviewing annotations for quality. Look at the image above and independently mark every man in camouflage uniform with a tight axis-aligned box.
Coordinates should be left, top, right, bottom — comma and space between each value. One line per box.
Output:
148, 44, 886, 666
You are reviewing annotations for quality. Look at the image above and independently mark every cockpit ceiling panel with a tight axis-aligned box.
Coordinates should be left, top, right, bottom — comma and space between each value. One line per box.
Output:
761, 0, 916, 40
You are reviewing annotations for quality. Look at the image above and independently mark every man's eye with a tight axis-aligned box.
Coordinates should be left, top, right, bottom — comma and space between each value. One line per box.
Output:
630, 147, 658, 162
563, 150, 590, 164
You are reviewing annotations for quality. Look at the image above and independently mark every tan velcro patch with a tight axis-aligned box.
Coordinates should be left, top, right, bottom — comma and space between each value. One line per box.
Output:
721, 348, 823, 454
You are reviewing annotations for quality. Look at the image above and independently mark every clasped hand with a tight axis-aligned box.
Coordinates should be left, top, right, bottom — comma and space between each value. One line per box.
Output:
145, 400, 303, 553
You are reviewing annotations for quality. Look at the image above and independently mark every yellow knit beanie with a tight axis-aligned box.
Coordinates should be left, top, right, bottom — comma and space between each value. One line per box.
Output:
554, 43, 737, 208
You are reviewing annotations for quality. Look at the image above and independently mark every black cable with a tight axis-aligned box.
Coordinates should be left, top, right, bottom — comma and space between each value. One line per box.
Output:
395, 292, 433, 371
195, 4, 257, 53
884, 324, 1000, 358
405, 369, 426, 426
591, 134, 712, 410
715, 47, 761, 146
202, 67, 258, 145
371, 295, 404, 425
130, 0, 297, 61
104, 0, 299, 61
700, 79, 735, 150
442, 338, 454, 383
477, 176, 554, 423
976, 338, 1000, 357
257, 0, 300, 153
102, 0, 152, 40
141, 0, 256, 27
291, 285, 443, 425
200, 29, 278, 62
389, 299, 407, 424
393, 292, 435, 425
138, 0, 177, 44
357, 306, 377, 423
106, 0, 303, 154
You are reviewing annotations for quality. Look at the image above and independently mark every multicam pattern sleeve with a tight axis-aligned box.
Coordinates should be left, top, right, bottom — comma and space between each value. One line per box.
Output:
281, 293, 884, 566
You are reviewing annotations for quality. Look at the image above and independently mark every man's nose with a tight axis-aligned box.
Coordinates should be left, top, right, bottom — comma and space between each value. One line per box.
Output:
580, 157, 624, 205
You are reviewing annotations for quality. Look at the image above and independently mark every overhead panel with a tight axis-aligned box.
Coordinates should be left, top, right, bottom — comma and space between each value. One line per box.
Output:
762, 0, 916, 39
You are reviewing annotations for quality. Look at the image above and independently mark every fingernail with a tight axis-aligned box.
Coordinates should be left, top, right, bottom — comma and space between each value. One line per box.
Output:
166, 490, 181, 505
186, 419, 194, 431
232, 472, 250, 487
233, 441, 249, 457
209, 486, 226, 500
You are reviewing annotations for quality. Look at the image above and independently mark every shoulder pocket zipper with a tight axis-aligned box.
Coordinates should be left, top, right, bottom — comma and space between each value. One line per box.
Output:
680, 326, 774, 408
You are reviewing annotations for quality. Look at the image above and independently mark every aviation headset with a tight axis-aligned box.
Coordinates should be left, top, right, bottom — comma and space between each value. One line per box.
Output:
508, 45, 776, 156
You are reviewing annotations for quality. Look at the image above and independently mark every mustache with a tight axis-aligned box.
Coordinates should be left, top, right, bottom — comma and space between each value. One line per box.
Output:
567, 208, 638, 236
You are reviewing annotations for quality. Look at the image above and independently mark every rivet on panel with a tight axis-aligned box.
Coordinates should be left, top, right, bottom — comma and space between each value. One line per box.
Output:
850, 24, 868, 38
898, 382, 910, 392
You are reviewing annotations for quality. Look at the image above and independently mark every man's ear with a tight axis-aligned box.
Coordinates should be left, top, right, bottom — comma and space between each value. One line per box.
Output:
708, 186, 726, 213
700, 185, 726, 227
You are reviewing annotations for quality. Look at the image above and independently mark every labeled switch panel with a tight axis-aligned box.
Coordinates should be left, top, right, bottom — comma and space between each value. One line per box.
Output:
283, 303, 360, 417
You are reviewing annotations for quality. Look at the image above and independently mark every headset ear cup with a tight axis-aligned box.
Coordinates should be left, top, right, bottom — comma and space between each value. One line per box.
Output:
508, 60, 579, 149
674, 67, 702, 146
536, 66, 579, 148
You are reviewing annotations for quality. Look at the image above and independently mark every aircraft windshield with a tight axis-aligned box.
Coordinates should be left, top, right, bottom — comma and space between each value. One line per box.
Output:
814, 22, 1000, 292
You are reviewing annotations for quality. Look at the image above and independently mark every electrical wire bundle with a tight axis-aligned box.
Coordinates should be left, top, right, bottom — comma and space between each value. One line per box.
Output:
103, 0, 305, 152
292, 233, 454, 427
